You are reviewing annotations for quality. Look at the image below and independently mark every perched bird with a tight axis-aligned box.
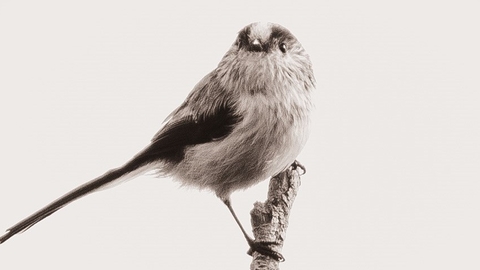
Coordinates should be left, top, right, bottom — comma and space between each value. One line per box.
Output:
0, 22, 315, 261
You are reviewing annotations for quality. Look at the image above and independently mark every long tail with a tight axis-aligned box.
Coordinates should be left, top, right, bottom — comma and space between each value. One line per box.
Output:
0, 147, 159, 244
0, 104, 203, 244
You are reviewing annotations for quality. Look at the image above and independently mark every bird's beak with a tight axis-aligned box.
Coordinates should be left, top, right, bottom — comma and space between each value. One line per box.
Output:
249, 39, 263, 52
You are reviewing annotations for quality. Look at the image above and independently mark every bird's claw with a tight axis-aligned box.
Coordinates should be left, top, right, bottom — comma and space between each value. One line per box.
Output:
246, 239, 285, 262
291, 160, 306, 175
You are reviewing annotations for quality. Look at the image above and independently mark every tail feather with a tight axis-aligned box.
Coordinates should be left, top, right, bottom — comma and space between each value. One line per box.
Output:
0, 156, 156, 244
0, 110, 198, 244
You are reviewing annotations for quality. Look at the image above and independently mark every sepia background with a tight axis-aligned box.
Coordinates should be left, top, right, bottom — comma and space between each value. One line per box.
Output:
1, 0, 479, 269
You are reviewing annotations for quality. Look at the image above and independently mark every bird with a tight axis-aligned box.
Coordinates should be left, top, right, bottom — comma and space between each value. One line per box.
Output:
0, 22, 315, 261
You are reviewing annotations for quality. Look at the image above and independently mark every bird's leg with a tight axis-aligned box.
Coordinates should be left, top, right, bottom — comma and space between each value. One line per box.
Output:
222, 198, 285, 262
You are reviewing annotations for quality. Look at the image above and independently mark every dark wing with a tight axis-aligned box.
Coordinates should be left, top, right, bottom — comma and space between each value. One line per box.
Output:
132, 102, 242, 164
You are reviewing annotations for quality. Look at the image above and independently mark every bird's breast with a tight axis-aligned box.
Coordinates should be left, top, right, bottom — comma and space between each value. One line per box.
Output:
168, 82, 311, 199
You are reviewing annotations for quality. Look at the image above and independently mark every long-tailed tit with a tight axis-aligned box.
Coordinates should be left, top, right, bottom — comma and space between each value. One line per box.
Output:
0, 22, 315, 261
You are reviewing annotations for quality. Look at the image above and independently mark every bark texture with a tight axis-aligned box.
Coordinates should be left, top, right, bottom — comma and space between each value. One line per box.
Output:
250, 164, 303, 270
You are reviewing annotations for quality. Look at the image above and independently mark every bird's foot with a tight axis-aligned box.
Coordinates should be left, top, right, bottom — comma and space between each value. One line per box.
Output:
246, 237, 285, 262
291, 160, 306, 175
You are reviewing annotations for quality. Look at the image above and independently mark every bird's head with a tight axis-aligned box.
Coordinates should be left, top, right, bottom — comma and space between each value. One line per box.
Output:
236, 22, 295, 54
217, 22, 315, 95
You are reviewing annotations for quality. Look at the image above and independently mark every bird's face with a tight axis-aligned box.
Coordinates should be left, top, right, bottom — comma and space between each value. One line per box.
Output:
217, 22, 315, 95
235, 22, 296, 54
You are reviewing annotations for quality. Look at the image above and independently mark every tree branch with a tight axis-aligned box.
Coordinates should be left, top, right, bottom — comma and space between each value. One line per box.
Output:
250, 164, 303, 270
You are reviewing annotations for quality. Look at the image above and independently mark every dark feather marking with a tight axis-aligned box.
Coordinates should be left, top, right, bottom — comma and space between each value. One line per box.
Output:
143, 103, 241, 163
237, 26, 251, 49
269, 26, 294, 42
0, 165, 135, 244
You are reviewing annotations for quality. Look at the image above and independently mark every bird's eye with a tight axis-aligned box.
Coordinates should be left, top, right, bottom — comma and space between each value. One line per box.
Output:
279, 43, 287, 53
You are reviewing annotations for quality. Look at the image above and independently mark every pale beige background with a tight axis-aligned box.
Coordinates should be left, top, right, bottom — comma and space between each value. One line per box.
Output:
1, 0, 479, 269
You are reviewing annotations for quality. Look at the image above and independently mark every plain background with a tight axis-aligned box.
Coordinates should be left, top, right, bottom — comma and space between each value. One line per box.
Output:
1, 0, 479, 269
